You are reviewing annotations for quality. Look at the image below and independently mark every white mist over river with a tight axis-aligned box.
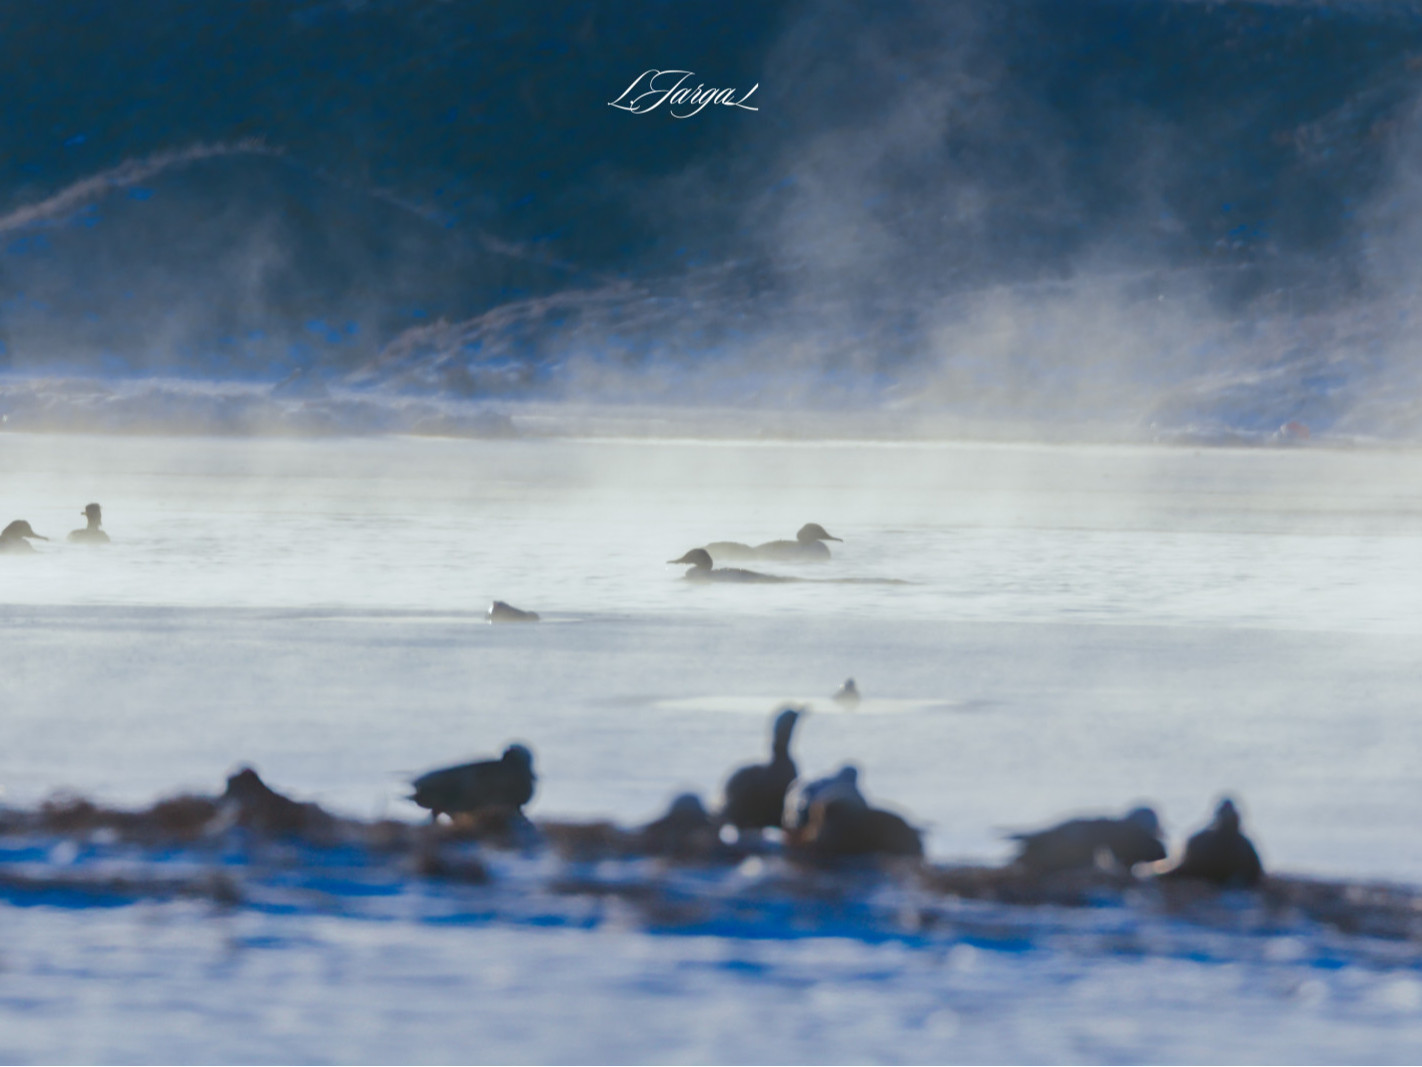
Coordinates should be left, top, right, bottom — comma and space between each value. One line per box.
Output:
3, 430, 1422, 1062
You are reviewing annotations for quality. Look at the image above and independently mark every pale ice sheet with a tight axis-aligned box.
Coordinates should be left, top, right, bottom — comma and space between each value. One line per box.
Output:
3, 431, 1422, 1062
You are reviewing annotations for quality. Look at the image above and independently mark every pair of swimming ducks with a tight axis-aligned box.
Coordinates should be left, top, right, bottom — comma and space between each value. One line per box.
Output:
669, 523, 841, 582
0, 504, 109, 553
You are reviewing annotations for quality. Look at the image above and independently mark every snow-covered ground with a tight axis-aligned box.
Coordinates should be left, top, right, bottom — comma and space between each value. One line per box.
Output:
3, 430, 1422, 1062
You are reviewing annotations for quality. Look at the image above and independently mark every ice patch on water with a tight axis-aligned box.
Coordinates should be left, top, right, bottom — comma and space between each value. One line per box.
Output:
652, 695, 978, 717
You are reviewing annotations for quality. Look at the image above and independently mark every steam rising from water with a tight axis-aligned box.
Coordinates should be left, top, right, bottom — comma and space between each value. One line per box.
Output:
0, 0, 1421, 440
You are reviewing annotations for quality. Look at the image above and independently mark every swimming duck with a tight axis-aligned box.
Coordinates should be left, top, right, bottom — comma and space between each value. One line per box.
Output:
705, 523, 843, 563
487, 600, 539, 623
1160, 797, 1263, 888
784, 765, 865, 832
0, 520, 48, 553
410, 744, 537, 820
720, 707, 803, 831
833, 678, 861, 707
68, 503, 110, 544
668, 548, 794, 584
1009, 806, 1166, 875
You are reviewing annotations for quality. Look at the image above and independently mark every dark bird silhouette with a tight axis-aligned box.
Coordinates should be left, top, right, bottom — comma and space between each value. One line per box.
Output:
635, 793, 721, 858
801, 796, 924, 858
706, 523, 843, 563
721, 707, 802, 831
410, 744, 536, 820
487, 600, 539, 623
668, 548, 796, 583
0, 520, 47, 553
1009, 806, 1166, 875
832, 678, 861, 707
221, 766, 335, 839
1160, 797, 1264, 888
68, 503, 110, 544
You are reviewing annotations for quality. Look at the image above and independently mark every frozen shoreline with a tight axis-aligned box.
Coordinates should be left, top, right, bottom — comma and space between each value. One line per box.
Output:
3, 376, 1417, 447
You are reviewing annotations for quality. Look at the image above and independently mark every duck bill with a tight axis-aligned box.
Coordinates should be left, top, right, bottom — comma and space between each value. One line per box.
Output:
30, 533, 49, 541
667, 552, 697, 564
824, 535, 843, 541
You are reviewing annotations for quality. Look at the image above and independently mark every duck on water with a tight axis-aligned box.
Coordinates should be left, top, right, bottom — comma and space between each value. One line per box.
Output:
668, 547, 796, 584
668, 548, 907, 587
705, 523, 842, 563
0, 520, 48, 553
69, 503, 110, 544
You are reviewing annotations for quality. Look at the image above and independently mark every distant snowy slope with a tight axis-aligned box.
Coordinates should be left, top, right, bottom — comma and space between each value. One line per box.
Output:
1, 0, 1421, 436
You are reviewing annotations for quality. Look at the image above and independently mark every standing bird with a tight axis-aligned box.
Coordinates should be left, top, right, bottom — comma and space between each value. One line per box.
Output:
1160, 797, 1263, 888
668, 548, 795, 584
1009, 806, 1166, 875
0, 520, 47, 553
705, 523, 843, 563
68, 503, 110, 544
832, 678, 861, 707
720, 707, 803, 831
410, 744, 537, 821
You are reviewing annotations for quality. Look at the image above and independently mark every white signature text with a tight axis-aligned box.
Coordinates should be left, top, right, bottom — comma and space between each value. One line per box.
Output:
608, 70, 759, 119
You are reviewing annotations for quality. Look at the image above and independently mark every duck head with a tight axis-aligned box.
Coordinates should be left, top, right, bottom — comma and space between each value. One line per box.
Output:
1124, 806, 1161, 836
1, 520, 47, 541
832, 765, 859, 789
797, 523, 842, 544
668, 548, 714, 570
1213, 797, 1241, 833
82, 503, 103, 526
502, 744, 536, 778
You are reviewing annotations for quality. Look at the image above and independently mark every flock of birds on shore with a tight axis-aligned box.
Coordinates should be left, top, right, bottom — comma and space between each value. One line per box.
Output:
4, 510, 1265, 889
407, 705, 1263, 887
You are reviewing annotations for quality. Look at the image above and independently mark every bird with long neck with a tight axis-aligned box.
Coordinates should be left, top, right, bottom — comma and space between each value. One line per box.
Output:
720, 707, 803, 832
